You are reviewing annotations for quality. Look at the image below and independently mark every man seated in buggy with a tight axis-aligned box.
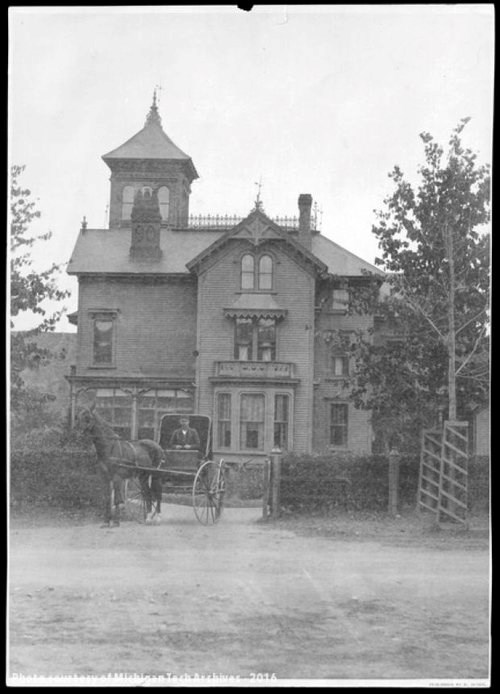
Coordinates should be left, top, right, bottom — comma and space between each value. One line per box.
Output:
169, 416, 201, 451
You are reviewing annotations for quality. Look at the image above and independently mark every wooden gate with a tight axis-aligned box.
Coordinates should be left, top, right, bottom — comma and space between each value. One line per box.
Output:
418, 421, 469, 525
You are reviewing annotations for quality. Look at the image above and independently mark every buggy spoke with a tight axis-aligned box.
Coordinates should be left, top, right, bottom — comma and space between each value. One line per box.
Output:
193, 461, 225, 525
123, 477, 147, 523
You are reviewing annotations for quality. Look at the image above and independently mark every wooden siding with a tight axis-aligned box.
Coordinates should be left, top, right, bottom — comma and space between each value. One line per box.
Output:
313, 295, 374, 453
76, 276, 197, 379
196, 240, 315, 454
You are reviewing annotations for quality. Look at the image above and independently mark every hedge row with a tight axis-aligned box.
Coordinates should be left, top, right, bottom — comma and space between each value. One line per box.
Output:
279, 453, 489, 513
10, 439, 489, 515
10, 443, 102, 510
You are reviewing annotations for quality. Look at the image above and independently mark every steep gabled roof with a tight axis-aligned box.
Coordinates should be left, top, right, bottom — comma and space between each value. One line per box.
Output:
186, 207, 328, 276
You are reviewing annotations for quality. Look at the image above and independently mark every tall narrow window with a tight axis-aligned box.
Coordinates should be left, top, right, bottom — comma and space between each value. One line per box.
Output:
274, 394, 289, 450
330, 403, 348, 446
331, 354, 349, 377
93, 316, 114, 365
217, 393, 232, 448
241, 254, 255, 290
158, 186, 170, 221
235, 318, 253, 360
122, 186, 135, 220
240, 394, 265, 450
258, 254, 273, 290
257, 318, 276, 361
332, 288, 349, 312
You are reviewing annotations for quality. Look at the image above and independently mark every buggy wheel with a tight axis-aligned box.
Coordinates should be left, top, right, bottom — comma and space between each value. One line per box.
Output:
192, 461, 225, 525
123, 477, 147, 523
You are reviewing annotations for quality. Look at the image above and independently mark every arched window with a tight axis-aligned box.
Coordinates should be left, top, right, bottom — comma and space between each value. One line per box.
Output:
122, 186, 135, 220
141, 186, 153, 197
258, 255, 273, 290
241, 254, 255, 290
158, 186, 170, 221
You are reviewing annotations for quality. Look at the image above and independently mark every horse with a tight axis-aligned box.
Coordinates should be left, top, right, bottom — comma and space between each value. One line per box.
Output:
76, 405, 164, 527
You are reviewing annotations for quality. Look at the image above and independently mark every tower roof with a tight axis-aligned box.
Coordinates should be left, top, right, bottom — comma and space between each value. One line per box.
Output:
102, 95, 198, 179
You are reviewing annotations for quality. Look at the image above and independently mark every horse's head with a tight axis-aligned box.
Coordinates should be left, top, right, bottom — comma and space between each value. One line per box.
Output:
75, 404, 96, 433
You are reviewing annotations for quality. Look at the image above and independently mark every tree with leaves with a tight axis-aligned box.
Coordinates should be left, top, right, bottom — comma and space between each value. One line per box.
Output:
349, 120, 490, 453
10, 164, 70, 420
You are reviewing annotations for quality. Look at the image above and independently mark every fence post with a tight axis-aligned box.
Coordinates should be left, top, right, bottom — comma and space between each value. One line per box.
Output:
388, 448, 401, 517
262, 458, 271, 520
270, 447, 282, 520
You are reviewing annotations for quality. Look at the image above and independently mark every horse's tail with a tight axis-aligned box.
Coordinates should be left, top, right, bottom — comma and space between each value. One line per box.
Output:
138, 439, 165, 469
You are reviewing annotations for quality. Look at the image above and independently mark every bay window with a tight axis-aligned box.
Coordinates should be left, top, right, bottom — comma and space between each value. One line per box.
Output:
240, 394, 265, 450
274, 394, 289, 450
217, 393, 232, 448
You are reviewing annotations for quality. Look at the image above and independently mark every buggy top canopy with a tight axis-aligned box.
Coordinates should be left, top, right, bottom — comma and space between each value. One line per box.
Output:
158, 414, 212, 459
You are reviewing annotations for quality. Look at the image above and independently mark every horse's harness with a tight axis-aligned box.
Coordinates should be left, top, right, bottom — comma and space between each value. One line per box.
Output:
108, 438, 139, 469
85, 417, 139, 474
81, 410, 160, 478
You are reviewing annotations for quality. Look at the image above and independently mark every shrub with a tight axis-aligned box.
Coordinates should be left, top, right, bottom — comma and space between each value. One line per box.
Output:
280, 453, 393, 512
468, 455, 490, 513
236, 463, 264, 500
10, 428, 101, 510
279, 452, 489, 514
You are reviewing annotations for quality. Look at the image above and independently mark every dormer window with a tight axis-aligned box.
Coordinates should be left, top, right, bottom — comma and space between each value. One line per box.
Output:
240, 253, 274, 291
158, 186, 170, 221
122, 186, 135, 220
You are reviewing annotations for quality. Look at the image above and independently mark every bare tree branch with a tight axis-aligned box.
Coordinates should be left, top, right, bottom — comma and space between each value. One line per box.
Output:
455, 325, 487, 376
455, 308, 487, 336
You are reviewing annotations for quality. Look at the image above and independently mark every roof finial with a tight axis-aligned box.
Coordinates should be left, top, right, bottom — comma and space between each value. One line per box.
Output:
145, 88, 162, 127
254, 177, 264, 211
81, 215, 88, 230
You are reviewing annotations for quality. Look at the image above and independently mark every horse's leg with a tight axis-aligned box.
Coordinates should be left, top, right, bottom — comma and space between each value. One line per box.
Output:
100, 474, 113, 528
139, 473, 154, 522
151, 475, 163, 521
111, 473, 125, 526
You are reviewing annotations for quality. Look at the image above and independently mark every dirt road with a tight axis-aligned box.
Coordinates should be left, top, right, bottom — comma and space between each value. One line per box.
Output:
9, 505, 489, 683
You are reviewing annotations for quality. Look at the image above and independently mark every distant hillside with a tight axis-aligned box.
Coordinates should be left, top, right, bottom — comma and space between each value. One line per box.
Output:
14, 332, 77, 416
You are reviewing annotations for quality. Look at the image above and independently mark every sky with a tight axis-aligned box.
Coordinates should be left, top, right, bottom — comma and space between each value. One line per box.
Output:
8, 5, 494, 332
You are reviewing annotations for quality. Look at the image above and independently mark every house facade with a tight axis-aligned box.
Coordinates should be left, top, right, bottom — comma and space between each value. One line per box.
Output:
66, 97, 383, 462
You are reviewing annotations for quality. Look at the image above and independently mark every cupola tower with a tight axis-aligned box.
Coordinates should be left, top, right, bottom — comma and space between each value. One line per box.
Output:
102, 92, 198, 229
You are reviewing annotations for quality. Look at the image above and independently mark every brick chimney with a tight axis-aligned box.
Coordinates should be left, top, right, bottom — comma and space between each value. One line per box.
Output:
130, 188, 163, 261
298, 194, 312, 250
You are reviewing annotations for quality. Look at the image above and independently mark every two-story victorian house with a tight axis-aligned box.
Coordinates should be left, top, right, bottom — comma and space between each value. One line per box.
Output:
67, 97, 383, 462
